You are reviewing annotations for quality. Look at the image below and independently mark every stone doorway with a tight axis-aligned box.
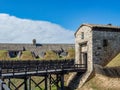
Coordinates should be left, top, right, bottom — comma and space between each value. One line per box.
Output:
81, 52, 87, 67
79, 42, 87, 67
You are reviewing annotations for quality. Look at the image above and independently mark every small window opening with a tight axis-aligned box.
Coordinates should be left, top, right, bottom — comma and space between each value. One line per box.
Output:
103, 39, 108, 47
81, 32, 84, 39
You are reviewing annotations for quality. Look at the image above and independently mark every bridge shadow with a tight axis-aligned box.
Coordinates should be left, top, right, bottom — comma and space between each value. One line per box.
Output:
64, 86, 72, 90
67, 72, 84, 90
102, 66, 120, 78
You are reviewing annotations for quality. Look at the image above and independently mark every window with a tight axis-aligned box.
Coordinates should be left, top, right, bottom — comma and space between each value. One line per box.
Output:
103, 39, 108, 47
81, 32, 84, 39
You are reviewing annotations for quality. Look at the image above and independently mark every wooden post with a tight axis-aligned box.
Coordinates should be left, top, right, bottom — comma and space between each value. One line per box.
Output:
45, 75, 47, 90
56, 74, 59, 90
45, 75, 50, 90
0, 67, 2, 90
24, 77, 28, 90
0, 81, 2, 90
1, 77, 4, 90
49, 74, 51, 90
28, 77, 31, 90
60, 74, 64, 90
8, 78, 10, 89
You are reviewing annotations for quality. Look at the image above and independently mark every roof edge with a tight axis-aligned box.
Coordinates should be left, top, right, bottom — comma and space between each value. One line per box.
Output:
74, 23, 92, 37
74, 23, 120, 37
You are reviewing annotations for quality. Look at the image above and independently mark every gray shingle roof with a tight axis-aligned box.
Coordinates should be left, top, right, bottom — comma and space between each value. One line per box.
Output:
82, 23, 120, 29
75, 23, 120, 36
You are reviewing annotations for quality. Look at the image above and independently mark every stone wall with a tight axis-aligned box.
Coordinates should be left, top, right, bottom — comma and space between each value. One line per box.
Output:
68, 25, 93, 89
73, 24, 120, 89
75, 25, 93, 70
0, 43, 74, 58
93, 30, 120, 66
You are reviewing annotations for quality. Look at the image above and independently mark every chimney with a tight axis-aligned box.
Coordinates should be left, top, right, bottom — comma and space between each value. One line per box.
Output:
33, 39, 36, 45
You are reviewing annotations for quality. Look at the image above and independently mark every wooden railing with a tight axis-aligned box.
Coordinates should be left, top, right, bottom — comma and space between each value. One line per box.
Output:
0, 59, 87, 76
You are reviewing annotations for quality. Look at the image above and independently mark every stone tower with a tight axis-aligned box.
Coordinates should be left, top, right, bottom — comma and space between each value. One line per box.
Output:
33, 39, 36, 45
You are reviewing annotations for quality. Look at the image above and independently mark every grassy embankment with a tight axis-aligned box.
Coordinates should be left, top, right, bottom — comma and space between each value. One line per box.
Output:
0, 48, 75, 60
20, 51, 35, 60
80, 53, 120, 90
0, 50, 10, 60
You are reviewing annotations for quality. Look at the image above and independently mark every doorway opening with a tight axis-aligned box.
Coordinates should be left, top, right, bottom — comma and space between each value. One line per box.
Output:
81, 52, 87, 68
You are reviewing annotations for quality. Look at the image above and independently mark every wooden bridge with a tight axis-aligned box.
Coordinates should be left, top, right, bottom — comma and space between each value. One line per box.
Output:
0, 60, 86, 90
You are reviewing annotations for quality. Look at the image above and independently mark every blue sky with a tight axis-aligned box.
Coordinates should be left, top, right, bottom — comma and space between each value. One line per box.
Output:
0, 0, 120, 31
0, 0, 120, 43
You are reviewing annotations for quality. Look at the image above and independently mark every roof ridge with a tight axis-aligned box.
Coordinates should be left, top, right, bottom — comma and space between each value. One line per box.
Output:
75, 23, 120, 36
82, 23, 120, 28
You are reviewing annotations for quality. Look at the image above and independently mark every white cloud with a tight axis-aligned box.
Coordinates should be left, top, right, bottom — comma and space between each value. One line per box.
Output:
0, 13, 75, 43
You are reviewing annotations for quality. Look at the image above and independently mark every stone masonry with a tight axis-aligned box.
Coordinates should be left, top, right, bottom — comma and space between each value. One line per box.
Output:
68, 23, 120, 89
0, 42, 74, 59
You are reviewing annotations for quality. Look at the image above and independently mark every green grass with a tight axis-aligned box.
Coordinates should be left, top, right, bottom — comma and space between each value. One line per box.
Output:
35, 86, 57, 90
10, 57, 19, 60
44, 50, 59, 60
66, 48, 75, 59
0, 50, 10, 60
20, 51, 35, 60
106, 53, 120, 67
81, 75, 107, 90
0, 49, 75, 60
80, 53, 120, 90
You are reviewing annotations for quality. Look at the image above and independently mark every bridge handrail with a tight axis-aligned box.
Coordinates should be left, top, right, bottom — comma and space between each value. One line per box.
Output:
0, 59, 74, 68
0, 60, 87, 74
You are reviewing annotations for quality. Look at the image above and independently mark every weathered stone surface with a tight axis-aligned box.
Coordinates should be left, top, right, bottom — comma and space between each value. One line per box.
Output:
69, 23, 120, 89
0, 43, 74, 58
93, 30, 120, 66
73, 25, 93, 89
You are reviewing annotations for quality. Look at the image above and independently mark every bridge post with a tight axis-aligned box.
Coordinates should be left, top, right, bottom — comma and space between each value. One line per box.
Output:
0, 67, 2, 90
49, 74, 51, 90
45, 74, 50, 90
0, 82, 1, 90
28, 77, 31, 90
1, 77, 4, 90
56, 74, 59, 90
24, 77, 28, 90
56, 74, 60, 90
8, 78, 10, 89
60, 74, 64, 90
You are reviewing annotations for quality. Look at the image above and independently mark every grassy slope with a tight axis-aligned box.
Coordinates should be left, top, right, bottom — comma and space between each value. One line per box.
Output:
0, 49, 75, 60
106, 53, 120, 67
44, 50, 59, 60
20, 51, 35, 60
0, 50, 10, 60
80, 74, 120, 90
80, 53, 120, 90
66, 48, 75, 59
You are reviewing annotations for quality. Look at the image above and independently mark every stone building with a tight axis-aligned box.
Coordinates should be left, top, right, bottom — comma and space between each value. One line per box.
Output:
71, 23, 120, 89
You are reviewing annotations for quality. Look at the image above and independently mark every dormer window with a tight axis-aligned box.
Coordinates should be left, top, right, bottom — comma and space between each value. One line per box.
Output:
81, 32, 84, 39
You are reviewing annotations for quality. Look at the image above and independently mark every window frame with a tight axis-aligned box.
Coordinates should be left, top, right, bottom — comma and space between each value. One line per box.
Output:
81, 32, 84, 39
103, 39, 108, 47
